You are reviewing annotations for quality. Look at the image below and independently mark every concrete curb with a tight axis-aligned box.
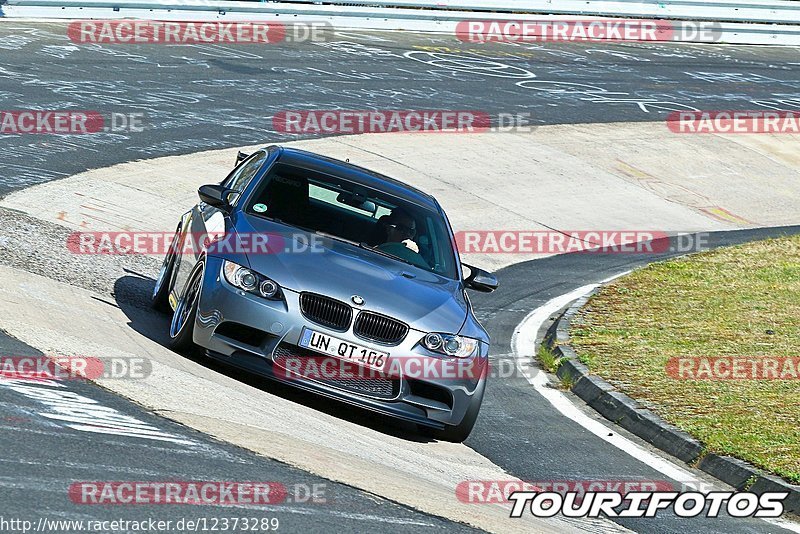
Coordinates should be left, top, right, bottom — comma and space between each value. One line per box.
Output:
543, 289, 800, 514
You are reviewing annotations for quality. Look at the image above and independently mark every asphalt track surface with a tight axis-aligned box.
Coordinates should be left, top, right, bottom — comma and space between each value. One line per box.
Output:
0, 331, 478, 533
2, 22, 800, 194
1, 21, 799, 533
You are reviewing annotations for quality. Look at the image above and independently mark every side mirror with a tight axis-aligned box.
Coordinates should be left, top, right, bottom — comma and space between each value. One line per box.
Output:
198, 184, 235, 210
462, 263, 499, 293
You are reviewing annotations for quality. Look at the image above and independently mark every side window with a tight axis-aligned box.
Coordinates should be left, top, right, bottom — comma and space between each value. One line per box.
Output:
223, 151, 267, 204
422, 215, 446, 273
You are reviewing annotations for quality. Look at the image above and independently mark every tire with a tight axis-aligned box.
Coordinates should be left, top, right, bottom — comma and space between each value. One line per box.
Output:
421, 385, 484, 443
152, 228, 180, 313
168, 262, 203, 353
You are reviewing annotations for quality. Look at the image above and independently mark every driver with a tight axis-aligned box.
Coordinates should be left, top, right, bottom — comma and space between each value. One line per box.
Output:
377, 209, 429, 268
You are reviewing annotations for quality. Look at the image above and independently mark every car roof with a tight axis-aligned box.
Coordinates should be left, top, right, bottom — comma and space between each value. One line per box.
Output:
269, 146, 439, 211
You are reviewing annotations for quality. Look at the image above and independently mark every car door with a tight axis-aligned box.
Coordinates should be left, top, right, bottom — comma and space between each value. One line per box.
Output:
170, 151, 269, 301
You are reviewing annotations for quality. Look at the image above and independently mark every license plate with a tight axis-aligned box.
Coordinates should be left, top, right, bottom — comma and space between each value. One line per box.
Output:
299, 328, 389, 373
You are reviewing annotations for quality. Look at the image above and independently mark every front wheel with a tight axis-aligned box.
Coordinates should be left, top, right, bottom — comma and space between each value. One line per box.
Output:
168, 263, 203, 353
421, 387, 484, 442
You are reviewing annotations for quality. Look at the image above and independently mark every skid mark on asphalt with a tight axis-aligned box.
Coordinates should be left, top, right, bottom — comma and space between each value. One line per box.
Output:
700, 206, 754, 225
614, 159, 754, 226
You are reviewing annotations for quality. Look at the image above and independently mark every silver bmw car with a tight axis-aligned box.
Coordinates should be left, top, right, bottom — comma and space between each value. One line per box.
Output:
153, 145, 498, 441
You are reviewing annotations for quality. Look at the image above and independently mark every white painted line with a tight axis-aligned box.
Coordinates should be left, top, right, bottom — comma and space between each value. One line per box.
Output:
0, 377, 195, 446
770, 517, 800, 532
512, 274, 700, 483
511, 274, 800, 532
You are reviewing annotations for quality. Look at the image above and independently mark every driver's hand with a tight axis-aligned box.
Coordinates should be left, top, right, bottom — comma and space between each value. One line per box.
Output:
402, 239, 419, 253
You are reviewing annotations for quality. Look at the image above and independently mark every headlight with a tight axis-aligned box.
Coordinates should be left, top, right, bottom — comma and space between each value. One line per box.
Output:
259, 279, 279, 299
223, 260, 282, 300
421, 333, 479, 358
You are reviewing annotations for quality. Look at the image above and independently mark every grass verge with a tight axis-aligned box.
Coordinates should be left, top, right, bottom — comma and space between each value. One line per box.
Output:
570, 234, 800, 484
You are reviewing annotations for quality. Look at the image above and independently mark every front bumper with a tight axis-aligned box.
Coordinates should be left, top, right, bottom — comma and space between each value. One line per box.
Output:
193, 257, 487, 428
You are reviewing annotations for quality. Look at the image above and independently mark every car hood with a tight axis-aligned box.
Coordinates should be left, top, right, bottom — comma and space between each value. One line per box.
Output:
235, 216, 468, 334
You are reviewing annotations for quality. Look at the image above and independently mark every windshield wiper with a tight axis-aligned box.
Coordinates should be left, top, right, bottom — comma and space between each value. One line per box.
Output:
314, 231, 359, 247
310, 231, 427, 271
356, 242, 423, 270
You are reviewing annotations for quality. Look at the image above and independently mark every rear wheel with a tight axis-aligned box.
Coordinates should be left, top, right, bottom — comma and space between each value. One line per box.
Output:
168, 263, 203, 353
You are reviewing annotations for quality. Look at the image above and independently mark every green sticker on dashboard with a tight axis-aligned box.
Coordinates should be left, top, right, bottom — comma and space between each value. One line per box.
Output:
253, 203, 268, 213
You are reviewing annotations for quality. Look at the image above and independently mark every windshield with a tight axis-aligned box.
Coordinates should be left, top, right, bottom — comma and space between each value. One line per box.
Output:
245, 162, 458, 279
